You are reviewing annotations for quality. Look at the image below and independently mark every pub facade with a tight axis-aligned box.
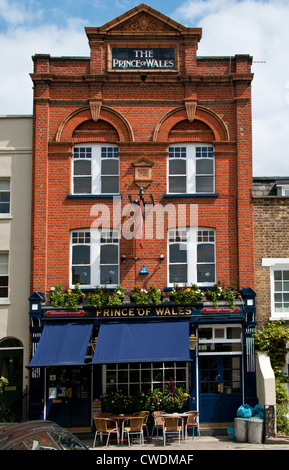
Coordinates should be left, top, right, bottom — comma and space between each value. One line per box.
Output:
28, 3, 257, 433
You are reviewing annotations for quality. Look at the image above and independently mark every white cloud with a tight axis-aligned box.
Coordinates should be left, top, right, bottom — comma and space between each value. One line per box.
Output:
173, 0, 289, 176
0, 22, 89, 115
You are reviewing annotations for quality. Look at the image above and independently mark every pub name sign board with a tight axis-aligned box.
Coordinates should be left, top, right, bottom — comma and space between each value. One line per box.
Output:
111, 48, 175, 70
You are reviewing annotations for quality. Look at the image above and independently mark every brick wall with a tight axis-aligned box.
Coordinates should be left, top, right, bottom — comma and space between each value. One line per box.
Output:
254, 196, 289, 323
30, 5, 254, 296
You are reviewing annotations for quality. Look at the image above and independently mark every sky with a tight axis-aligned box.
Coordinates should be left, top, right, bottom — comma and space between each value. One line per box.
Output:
0, 0, 288, 176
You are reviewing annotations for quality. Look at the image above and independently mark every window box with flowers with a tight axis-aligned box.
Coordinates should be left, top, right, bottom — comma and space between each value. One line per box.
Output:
49, 284, 85, 310
88, 285, 125, 308
129, 285, 163, 305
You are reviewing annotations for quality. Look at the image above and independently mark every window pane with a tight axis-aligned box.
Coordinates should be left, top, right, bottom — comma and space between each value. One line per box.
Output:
0, 180, 10, 190
74, 160, 91, 175
197, 244, 214, 263
274, 271, 282, 280
197, 264, 215, 283
284, 271, 289, 280
0, 254, 8, 274
169, 176, 186, 193
74, 177, 91, 193
169, 243, 187, 263
196, 159, 213, 174
169, 264, 187, 284
100, 245, 118, 264
100, 265, 118, 285
72, 245, 90, 265
169, 159, 186, 175
72, 266, 90, 285
101, 176, 119, 193
196, 176, 214, 192
101, 159, 118, 175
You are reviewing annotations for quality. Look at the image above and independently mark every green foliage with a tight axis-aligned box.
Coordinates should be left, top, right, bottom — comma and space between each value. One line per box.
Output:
88, 286, 125, 308
50, 284, 85, 310
130, 285, 163, 305
254, 320, 289, 372
170, 284, 203, 304
254, 321, 289, 434
206, 282, 238, 311
0, 376, 8, 394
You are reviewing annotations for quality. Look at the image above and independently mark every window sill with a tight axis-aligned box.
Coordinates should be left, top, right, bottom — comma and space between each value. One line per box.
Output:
163, 193, 219, 198
67, 194, 122, 199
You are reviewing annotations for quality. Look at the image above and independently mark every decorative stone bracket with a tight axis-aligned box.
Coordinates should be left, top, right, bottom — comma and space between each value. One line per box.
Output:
184, 100, 197, 123
89, 99, 102, 121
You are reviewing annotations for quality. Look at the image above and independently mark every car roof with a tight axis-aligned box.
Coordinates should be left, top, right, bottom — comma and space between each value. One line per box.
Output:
0, 420, 87, 450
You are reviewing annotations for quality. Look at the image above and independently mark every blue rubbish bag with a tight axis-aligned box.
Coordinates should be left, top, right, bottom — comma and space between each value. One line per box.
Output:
237, 404, 253, 418
253, 404, 264, 419
227, 425, 235, 440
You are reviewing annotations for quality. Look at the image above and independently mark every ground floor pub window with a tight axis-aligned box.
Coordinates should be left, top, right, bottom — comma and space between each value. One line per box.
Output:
102, 362, 189, 395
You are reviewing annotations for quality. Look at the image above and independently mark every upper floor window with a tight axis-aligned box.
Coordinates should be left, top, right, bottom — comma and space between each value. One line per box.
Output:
168, 144, 214, 194
168, 227, 216, 287
0, 253, 9, 299
73, 144, 119, 195
262, 259, 289, 319
71, 228, 119, 288
0, 179, 10, 214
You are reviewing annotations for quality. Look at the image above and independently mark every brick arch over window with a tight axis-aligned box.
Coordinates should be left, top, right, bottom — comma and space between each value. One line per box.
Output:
55, 105, 134, 143
153, 105, 230, 142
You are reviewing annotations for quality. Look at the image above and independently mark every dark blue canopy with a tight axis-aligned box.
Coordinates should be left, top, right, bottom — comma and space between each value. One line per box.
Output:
28, 322, 93, 367
91, 320, 190, 364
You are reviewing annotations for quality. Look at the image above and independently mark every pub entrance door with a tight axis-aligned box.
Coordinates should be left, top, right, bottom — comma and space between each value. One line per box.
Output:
45, 366, 91, 430
199, 356, 242, 425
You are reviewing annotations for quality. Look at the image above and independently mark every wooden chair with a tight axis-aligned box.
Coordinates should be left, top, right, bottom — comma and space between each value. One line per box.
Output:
121, 417, 145, 447
163, 417, 182, 447
184, 411, 200, 439
93, 417, 119, 447
152, 411, 165, 439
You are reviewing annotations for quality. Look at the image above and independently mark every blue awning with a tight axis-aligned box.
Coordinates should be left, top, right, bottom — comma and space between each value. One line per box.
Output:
28, 322, 93, 367
91, 320, 190, 364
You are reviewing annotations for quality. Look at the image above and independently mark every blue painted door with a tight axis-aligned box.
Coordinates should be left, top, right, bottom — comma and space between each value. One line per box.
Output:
199, 356, 242, 424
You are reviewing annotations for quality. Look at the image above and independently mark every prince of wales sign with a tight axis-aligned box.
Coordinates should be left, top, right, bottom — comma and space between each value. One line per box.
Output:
111, 48, 175, 70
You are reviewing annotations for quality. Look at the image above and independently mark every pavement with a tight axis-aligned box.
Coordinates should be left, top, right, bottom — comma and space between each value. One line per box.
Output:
83, 434, 289, 451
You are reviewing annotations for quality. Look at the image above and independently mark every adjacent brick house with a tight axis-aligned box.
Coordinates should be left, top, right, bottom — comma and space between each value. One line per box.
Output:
253, 177, 289, 324
28, 4, 257, 432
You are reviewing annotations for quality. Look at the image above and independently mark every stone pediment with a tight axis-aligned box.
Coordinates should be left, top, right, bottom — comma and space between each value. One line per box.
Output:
86, 4, 202, 39
109, 11, 177, 33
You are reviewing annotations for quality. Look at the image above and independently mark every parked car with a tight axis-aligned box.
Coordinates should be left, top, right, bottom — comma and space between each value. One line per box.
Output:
0, 420, 88, 450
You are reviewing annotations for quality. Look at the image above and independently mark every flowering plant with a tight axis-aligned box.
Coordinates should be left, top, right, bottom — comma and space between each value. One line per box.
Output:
130, 285, 163, 305
170, 284, 203, 304
145, 381, 189, 411
88, 286, 125, 307
0, 376, 8, 395
49, 284, 85, 310
206, 282, 238, 311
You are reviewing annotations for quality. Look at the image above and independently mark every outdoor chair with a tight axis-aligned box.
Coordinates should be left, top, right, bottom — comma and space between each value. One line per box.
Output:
93, 417, 119, 447
152, 411, 165, 439
163, 416, 182, 447
121, 416, 145, 447
136, 411, 150, 437
184, 411, 200, 439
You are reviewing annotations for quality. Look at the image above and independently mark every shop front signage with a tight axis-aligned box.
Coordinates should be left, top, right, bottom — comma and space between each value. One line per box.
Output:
46, 310, 85, 316
111, 48, 175, 70
95, 305, 192, 318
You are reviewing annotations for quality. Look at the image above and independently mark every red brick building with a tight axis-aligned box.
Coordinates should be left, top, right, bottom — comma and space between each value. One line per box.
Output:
28, 4, 257, 434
